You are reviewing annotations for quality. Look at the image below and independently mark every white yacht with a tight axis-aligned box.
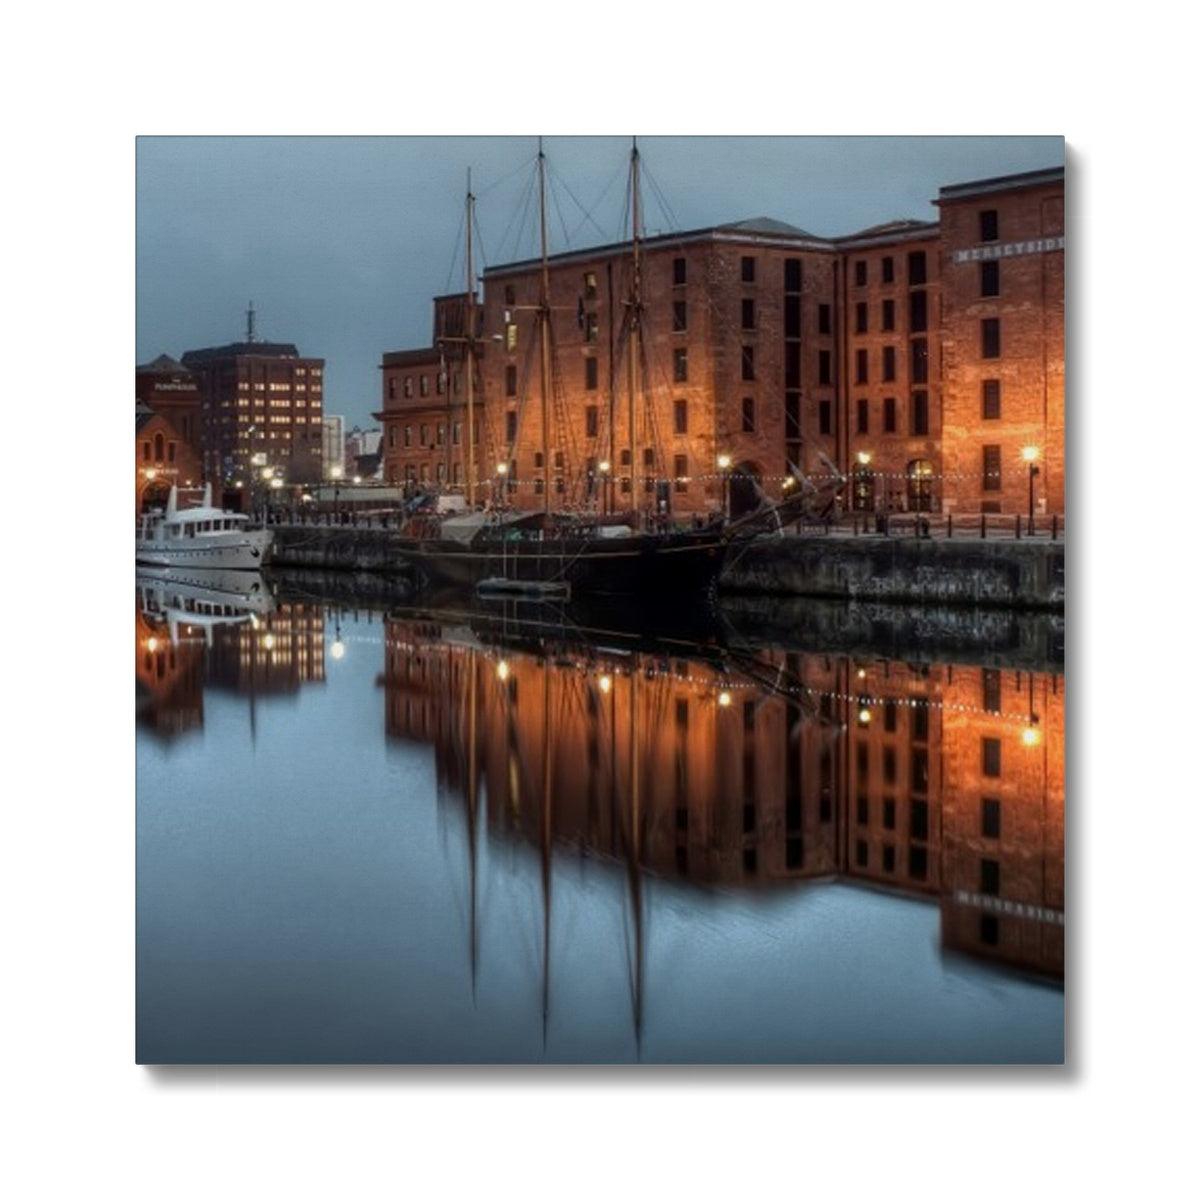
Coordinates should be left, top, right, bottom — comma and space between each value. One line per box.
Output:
136, 484, 273, 569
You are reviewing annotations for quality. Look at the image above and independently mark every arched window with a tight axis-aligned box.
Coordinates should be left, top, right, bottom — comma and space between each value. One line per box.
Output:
153, 432, 165, 462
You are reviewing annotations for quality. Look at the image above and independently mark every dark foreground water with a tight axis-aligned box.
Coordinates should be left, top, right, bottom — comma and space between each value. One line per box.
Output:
136, 573, 1064, 1064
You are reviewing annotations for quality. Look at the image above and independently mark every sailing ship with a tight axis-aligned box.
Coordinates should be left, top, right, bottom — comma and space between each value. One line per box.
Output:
387, 141, 839, 600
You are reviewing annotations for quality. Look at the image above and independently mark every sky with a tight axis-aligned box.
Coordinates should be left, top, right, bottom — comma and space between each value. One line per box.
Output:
136, 134, 1064, 430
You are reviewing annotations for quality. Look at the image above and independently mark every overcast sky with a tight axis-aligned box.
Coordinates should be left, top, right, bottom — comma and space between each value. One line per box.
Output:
136, 134, 1063, 430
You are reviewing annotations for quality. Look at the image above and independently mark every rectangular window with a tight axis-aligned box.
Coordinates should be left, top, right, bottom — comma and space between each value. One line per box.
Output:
505, 411, 517, 444
819, 350, 832, 386
673, 256, 686, 285
855, 840, 868, 867
980, 209, 999, 242
910, 338, 928, 384
818, 304, 832, 335
505, 364, 517, 397
857, 794, 869, 825
908, 251, 927, 285
912, 700, 929, 742
982, 317, 1001, 358
404, 425, 412, 448
674, 348, 688, 382
982, 798, 1002, 839
883, 845, 896, 873
884, 396, 897, 432
585, 406, 598, 438
856, 398, 868, 434
883, 798, 896, 829
983, 736, 1002, 777
855, 348, 868, 384
910, 799, 929, 841
882, 299, 895, 331
674, 399, 688, 435
673, 300, 687, 332
741, 298, 756, 330
982, 378, 1001, 420
742, 396, 756, 433
784, 294, 801, 339
982, 668, 1002, 713
585, 356, 598, 390
785, 392, 801, 437
983, 444, 1002, 491
911, 746, 929, 794
819, 400, 832, 435
855, 302, 868, 334
741, 346, 755, 381
882, 256, 894, 284
741, 256, 756, 283
980, 914, 1000, 945
673, 453, 688, 492
909, 290, 927, 332
981, 260, 1000, 297
584, 270, 597, 299
911, 390, 929, 436
854, 260, 867, 287
585, 313, 599, 342
981, 859, 1001, 896
882, 345, 896, 381
785, 342, 800, 389
784, 258, 802, 292
908, 845, 928, 881
505, 322, 518, 352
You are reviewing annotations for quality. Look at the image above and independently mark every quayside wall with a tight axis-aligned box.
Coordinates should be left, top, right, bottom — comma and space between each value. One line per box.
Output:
271, 526, 1065, 611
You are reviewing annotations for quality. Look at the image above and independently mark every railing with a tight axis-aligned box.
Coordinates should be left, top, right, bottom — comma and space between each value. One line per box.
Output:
793, 511, 1065, 541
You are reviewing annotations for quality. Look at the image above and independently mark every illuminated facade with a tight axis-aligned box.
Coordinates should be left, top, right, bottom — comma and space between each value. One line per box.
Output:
135, 401, 204, 514
378, 165, 1064, 522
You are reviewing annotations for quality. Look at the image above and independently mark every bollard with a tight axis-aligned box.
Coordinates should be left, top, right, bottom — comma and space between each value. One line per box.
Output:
1016, 514, 1022, 540
981, 513, 987, 539
1052, 513, 1058, 541
947, 513, 953, 540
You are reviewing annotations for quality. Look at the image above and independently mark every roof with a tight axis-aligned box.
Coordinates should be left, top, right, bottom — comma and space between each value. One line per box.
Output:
937, 166, 1064, 203
181, 341, 306, 364
835, 217, 940, 249
137, 353, 190, 374
714, 216, 817, 238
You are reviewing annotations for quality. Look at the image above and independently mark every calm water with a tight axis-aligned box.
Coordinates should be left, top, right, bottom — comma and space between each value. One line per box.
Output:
136, 572, 1064, 1064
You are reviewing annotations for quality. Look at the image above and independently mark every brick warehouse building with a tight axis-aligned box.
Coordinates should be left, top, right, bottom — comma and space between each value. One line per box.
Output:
377, 165, 1064, 522
181, 331, 326, 488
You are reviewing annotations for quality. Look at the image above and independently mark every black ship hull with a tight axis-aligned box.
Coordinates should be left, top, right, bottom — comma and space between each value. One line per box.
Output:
393, 529, 727, 598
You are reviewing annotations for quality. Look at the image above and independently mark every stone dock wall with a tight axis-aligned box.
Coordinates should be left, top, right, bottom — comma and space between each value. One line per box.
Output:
271, 526, 1065, 611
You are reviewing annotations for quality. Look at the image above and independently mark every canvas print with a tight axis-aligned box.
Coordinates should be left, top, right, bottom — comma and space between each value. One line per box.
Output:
136, 135, 1065, 1064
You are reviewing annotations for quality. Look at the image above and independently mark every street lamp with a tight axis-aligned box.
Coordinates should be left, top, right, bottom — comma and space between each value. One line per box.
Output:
598, 459, 611, 517
855, 450, 872, 513
717, 453, 732, 520
1022, 446, 1041, 532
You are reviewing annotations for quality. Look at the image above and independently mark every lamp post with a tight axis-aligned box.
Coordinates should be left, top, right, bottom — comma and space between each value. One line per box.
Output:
717, 453, 732, 521
598, 459, 611, 517
1022, 446, 1041, 533
495, 461, 508, 509
855, 450, 872, 513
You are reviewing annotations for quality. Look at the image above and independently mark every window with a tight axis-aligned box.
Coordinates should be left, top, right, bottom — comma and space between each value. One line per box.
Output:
983, 444, 1001, 491
910, 799, 929, 841
420, 424, 429, 447
818, 304, 832, 334
585, 405, 599, 438
857, 794, 869, 825
982, 378, 1001, 420
420, 374, 429, 396
982, 736, 1002, 777
882, 256, 894, 284
855, 302, 868, 334
982, 798, 1001, 839
981, 859, 1001, 896
908, 250, 927, 285
388, 378, 397, 400
982, 317, 1001, 358
673, 454, 688, 492
981, 260, 1000, 297
505, 322, 518, 352
883, 345, 896, 382
857, 398, 869, 434
884, 396, 897, 433
882, 299, 895, 331
674, 399, 688, 435
909, 290, 927, 332
855, 348, 868, 384
674, 348, 688, 382
911, 746, 929, 793
404, 376, 413, 397
673, 300, 687, 332
505, 411, 517, 444
741, 256, 756, 283
584, 313, 599, 342
883, 845, 896, 873
819, 400, 832, 435
585, 357, 598, 390
673, 256, 686, 285
742, 346, 755, 381
855, 840, 868, 867
908, 845, 928, 880
583, 270, 597, 299
742, 396, 756, 433
883, 798, 896, 829
854, 260, 867, 287
784, 295, 801, 338
505, 365, 517, 396
980, 914, 1000, 945
911, 391, 929, 436
910, 338, 928, 384
504, 284, 516, 305
404, 425, 412, 448
819, 350, 832, 386
742, 298, 756, 330
784, 258, 802, 291
982, 668, 1002, 713
980, 209, 999, 242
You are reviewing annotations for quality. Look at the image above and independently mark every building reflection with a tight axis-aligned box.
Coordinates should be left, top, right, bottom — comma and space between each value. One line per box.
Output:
135, 572, 326, 738
382, 612, 1065, 983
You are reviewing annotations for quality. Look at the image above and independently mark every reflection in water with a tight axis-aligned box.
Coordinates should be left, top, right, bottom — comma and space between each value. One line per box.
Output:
382, 605, 1064, 985
136, 579, 1064, 1063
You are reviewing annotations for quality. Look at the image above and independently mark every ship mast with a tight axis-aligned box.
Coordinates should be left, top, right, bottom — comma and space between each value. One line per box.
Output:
628, 140, 643, 527
537, 139, 553, 517
465, 171, 478, 508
